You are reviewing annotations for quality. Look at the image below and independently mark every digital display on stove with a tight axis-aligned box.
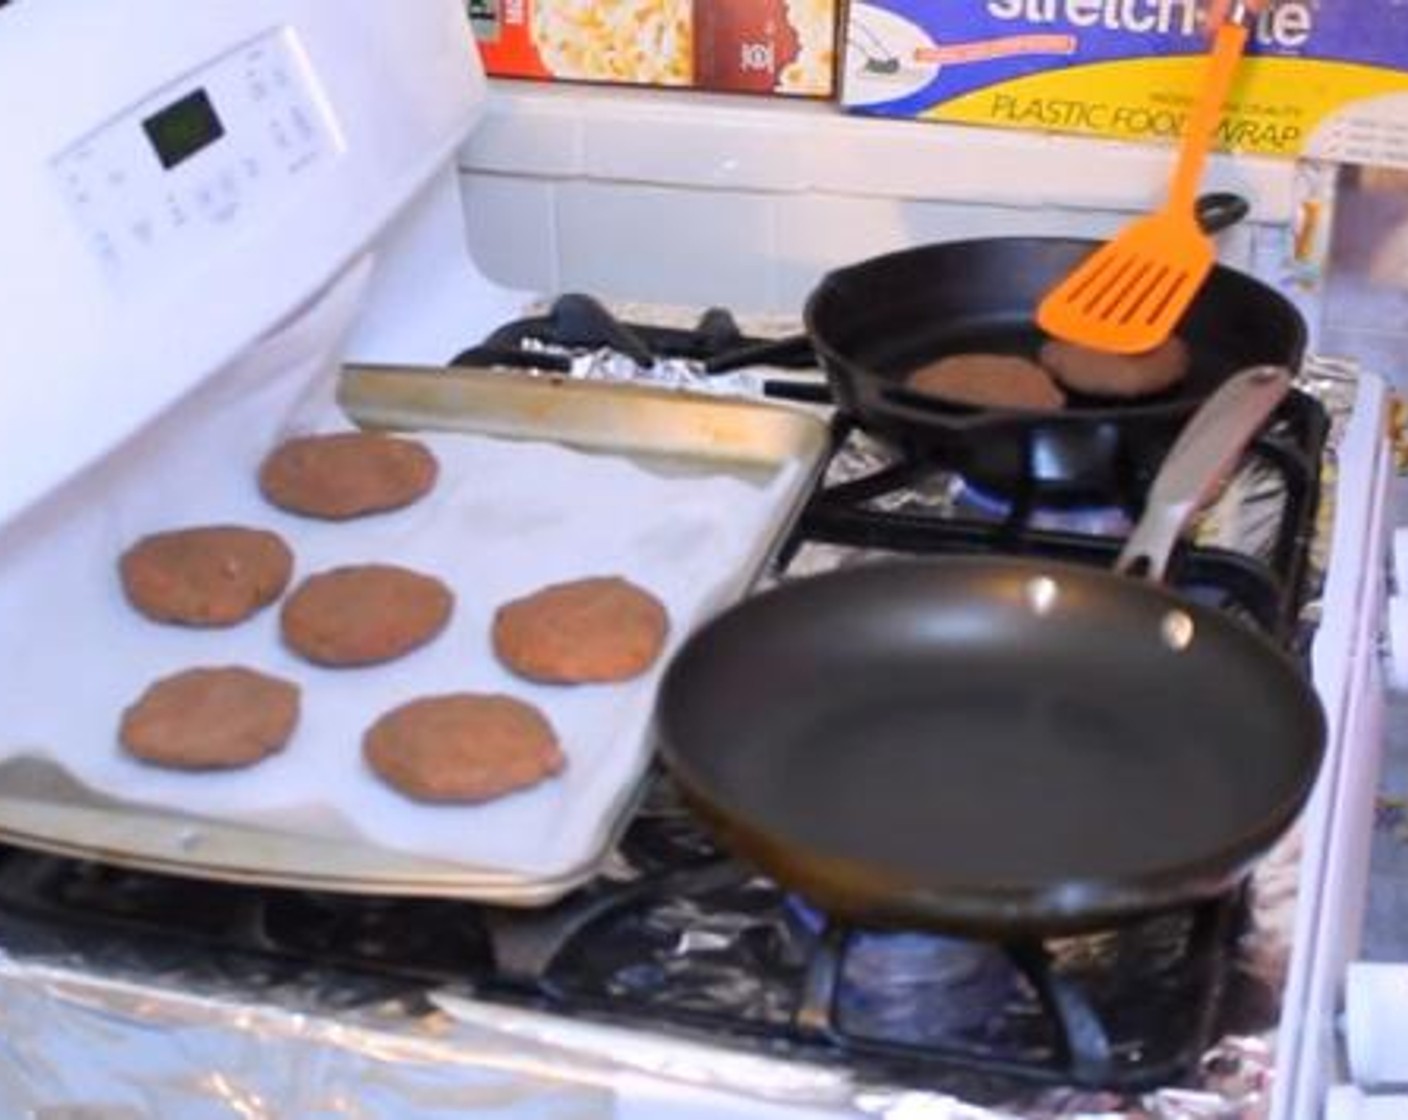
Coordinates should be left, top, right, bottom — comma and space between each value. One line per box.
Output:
142, 88, 224, 170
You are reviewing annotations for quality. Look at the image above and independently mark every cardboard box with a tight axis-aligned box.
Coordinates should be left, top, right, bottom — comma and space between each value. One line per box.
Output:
469, 0, 839, 97
840, 0, 1408, 166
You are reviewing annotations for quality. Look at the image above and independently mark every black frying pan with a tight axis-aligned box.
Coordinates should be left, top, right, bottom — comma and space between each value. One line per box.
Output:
803, 195, 1307, 504
655, 367, 1325, 938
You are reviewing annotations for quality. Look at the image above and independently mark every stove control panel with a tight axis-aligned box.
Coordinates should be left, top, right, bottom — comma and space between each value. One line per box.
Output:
51, 27, 339, 291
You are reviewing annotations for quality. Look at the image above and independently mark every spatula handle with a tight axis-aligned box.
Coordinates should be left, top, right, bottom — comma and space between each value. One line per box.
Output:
1168, 2, 1261, 214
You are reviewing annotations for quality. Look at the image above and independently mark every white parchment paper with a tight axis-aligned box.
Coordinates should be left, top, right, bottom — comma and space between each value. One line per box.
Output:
0, 278, 800, 879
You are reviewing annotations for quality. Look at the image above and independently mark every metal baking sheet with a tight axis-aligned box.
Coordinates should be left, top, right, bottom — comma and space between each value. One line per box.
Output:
0, 363, 829, 904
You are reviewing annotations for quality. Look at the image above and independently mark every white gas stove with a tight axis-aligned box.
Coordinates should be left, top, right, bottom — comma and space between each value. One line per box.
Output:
0, 1, 1397, 1118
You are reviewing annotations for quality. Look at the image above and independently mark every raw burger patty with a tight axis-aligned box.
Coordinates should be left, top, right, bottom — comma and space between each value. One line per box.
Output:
258, 431, 438, 520
281, 563, 454, 667
120, 666, 299, 770
1039, 335, 1190, 398
904, 354, 1066, 411
119, 524, 294, 627
492, 576, 669, 684
364, 693, 565, 804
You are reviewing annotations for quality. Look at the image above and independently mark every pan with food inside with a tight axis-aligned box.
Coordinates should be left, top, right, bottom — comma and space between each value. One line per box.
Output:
803, 194, 1306, 504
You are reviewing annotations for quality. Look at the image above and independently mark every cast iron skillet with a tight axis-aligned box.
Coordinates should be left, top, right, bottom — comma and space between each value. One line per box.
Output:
803, 194, 1307, 504
654, 367, 1325, 939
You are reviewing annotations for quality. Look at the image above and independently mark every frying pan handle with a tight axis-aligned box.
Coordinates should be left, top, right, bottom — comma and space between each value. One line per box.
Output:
1194, 192, 1250, 236
1114, 365, 1290, 581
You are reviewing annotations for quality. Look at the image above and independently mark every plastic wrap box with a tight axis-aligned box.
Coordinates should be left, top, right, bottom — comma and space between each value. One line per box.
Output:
841, 0, 1408, 167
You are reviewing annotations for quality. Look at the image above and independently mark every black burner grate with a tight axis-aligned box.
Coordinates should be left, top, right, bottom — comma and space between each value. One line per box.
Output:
0, 779, 1247, 1094
789, 394, 1327, 650
450, 292, 816, 378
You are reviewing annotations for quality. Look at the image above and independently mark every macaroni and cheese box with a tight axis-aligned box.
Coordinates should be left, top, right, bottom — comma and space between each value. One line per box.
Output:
469, 0, 838, 97
841, 0, 1408, 165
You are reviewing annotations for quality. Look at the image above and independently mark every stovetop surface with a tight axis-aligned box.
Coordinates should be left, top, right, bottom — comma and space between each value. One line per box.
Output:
0, 298, 1342, 1104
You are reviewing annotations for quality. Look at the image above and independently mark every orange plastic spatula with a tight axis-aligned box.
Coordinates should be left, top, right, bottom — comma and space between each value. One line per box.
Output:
1037, 1, 1264, 353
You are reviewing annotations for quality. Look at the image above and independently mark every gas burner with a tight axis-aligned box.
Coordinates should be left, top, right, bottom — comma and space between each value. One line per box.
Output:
782, 403, 1326, 647
803, 890, 1245, 1090
951, 477, 1133, 537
